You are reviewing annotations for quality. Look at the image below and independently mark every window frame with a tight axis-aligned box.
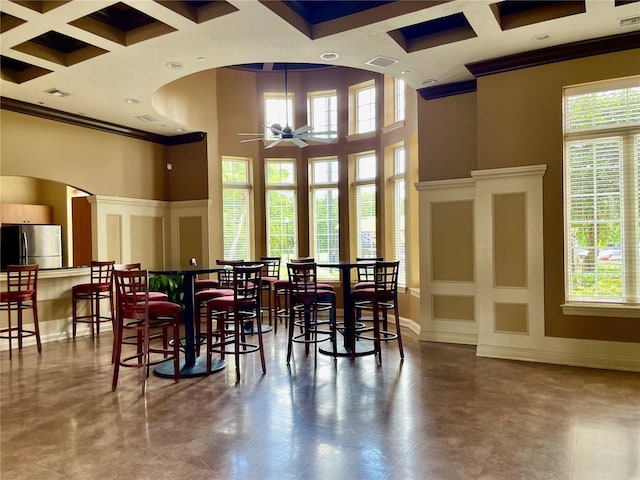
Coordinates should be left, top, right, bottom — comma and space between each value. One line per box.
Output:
264, 158, 298, 271
562, 75, 640, 316
221, 156, 253, 261
309, 156, 340, 279
307, 90, 338, 139
264, 92, 294, 140
351, 151, 378, 260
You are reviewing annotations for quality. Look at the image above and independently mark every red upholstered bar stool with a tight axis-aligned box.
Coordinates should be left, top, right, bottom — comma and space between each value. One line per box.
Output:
351, 261, 404, 365
195, 259, 243, 292
205, 264, 266, 382
0, 264, 41, 359
112, 269, 181, 394
115, 263, 168, 302
112, 263, 168, 363
286, 262, 337, 363
259, 256, 280, 327
354, 257, 383, 290
72, 260, 115, 338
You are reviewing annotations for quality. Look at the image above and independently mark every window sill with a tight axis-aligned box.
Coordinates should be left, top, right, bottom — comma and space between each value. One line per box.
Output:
562, 302, 640, 318
382, 120, 405, 134
346, 131, 376, 142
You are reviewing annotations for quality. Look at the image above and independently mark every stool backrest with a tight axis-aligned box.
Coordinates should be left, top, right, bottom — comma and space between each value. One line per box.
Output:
91, 260, 115, 286
216, 259, 244, 287
373, 261, 400, 294
287, 262, 320, 298
259, 256, 280, 278
232, 264, 263, 302
5, 264, 38, 296
356, 257, 383, 282
115, 263, 141, 271
114, 269, 149, 320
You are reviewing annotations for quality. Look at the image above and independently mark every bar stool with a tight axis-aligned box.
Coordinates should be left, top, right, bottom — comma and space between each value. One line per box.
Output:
112, 269, 181, 394
205, 264, 265, 382
0, 264, 41, 359
354, 257, 383, 289
351, 261, 404, 365
259, 256, 280, 327
286, 262, 337, 364
195, 259, 243, 291
72, 260, 115, 338
115, 263, 168, 302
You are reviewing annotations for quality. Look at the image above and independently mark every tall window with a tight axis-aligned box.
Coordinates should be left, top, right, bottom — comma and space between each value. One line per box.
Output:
354, 153, 377, 258
264, 93, 293, 140
564, 76, 640, 305
308, 90, 337, 138
356, 82, 376, 134
391, 146, 406, 285
222, 157, 251, 260
265, 159, 297, 270
310, 157, 340, 278
395, 78, 405, 123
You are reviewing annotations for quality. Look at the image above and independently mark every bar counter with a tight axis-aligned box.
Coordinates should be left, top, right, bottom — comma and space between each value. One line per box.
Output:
0, 266, 92, 351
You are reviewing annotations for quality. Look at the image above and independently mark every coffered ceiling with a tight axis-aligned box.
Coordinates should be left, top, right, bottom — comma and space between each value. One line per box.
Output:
1, 0, 639, 139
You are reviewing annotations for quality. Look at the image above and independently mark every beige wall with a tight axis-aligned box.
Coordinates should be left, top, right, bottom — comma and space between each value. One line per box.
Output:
419, 48, 640, 343
1, 110, 170, 200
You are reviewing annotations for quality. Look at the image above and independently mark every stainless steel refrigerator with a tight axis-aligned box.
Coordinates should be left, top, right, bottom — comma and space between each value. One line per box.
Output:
1, 224, 63, 269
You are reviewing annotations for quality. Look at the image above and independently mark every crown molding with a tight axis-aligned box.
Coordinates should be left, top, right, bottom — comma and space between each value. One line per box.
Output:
418, 31, 639, 101
465, 31, 640, 78
0, 97, 205, 146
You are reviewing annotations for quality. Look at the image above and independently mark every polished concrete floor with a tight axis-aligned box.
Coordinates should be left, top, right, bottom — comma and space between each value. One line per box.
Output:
1, 325, 639, 480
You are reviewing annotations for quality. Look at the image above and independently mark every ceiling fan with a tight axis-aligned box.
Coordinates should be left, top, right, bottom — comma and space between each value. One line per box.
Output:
238, 65, 336, 149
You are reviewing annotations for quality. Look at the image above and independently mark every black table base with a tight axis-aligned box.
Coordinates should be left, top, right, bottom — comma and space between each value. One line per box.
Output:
154, 356, 225, 378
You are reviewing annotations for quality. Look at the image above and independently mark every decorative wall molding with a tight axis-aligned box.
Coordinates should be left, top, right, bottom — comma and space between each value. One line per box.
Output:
0, 97, 205, 146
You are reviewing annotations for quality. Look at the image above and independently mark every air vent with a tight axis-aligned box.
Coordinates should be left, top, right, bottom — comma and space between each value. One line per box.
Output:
620, 15, 640, 27
365, 56, 399, 68
45, 88, 70, 97
135, 114, 157, 122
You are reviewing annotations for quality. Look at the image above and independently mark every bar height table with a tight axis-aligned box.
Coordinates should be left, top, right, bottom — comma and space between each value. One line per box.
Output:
150, 266, 226, 378
316, 261, 376, 357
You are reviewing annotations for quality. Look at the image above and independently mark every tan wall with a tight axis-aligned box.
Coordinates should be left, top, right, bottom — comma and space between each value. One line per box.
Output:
419, 92, 477, 181
418, 48, 640, 343
1, 110, 169, 200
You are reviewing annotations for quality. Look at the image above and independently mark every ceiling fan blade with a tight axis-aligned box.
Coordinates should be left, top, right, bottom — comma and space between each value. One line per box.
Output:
293, 125, 312, 135
239, 138, 265, 143
304, 136, 335, 144
238, 133, 264, 136
265, 139, 282, 149
292, 138, 309, 148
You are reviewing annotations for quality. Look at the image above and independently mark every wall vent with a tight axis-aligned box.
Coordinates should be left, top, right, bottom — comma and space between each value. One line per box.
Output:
135, 114, 157, 122
365, 56, 398, 68
619, 15, 640, 27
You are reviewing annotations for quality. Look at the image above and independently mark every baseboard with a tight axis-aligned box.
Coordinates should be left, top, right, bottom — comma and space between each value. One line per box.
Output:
419, 331, 478, 345
477, 342, 640, 372
0, 318, 95, 352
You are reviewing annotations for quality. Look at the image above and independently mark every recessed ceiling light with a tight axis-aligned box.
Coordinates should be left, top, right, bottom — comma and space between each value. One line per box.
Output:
175, 128, 185, 132
401, 70, 410, 75
320, 52, 339, 61
197, 57, 206, 61
125, 98, 139, 104
422, 79, 437, 86
533, 34, 550, 41
135, 115, 157, 122
166, 61, 183, 70
44, 88, 70, 97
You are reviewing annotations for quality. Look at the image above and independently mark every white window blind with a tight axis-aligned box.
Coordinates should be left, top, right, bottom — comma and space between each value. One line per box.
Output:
392, 147, 406, 285
222, 158, 251, 260
564, 77, 640, 304
265, 160, 297, 271
310, 158, 340, 279
354, 153, 377, 258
